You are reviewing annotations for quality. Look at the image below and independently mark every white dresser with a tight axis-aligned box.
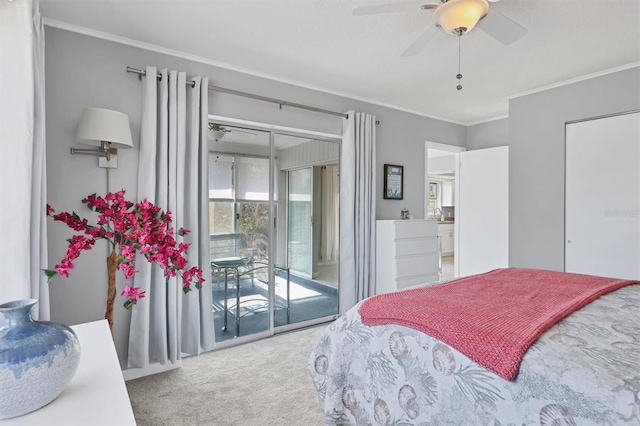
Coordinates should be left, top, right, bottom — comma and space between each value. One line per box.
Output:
376, 219, 440, 294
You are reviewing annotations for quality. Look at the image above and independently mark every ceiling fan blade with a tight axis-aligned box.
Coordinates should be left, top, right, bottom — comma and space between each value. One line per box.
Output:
476, 8, 527, 45
353, 2, 438, 16
401, 24, 439, 57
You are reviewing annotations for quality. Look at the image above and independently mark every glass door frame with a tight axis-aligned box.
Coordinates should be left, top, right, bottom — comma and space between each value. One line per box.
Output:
209, 115, 342, 346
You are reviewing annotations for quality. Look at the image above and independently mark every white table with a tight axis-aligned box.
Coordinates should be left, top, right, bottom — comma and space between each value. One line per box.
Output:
1, 320, 136, 425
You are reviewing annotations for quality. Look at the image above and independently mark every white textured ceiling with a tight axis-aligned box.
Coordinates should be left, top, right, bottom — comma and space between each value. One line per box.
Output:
40, 0, 640, 125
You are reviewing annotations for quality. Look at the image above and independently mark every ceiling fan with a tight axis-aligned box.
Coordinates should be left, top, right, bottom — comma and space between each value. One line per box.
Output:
353, 0, 527, 57
208, 123, 257, 142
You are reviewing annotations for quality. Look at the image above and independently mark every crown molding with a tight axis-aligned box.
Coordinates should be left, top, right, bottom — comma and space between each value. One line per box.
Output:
507, 62, 640, 100
465, 114, 509, 126
43, 18, 466, 126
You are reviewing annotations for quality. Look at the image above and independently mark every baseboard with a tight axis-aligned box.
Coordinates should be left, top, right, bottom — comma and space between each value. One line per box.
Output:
122, 359, 182, 381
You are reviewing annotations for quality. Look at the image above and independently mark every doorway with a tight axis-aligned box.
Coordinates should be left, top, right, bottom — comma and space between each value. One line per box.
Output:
208, 117, 340, 346
425, 142, 465, 279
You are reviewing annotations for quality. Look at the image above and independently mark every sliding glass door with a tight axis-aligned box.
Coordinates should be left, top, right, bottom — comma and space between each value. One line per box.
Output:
208, 120, 340, 345
208, 127, 274, 343
281, 139, 340, 327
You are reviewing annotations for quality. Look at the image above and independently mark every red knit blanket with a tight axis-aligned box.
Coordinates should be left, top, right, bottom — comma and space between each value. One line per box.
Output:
359, 268, 638, 381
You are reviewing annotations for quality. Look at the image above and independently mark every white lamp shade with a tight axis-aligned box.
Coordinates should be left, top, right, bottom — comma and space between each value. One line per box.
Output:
433, 0, 489, 35
75, 107, 133, 149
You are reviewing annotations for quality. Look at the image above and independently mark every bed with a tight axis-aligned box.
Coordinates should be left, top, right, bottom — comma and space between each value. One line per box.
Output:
308, 268, 640, 425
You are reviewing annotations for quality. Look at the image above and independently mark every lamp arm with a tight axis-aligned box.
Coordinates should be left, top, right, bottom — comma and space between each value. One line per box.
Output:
70, 141, 111, 161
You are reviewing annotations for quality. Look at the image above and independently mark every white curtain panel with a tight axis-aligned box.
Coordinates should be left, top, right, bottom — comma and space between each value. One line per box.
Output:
0, 0, 49, 319
339, 111, 376, 314
128, 66, 214, 370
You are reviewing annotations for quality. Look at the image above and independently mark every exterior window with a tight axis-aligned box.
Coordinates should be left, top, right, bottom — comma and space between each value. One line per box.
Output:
208, 153, 271, 261
428, 181, 440, 217
209, 154, 235, 234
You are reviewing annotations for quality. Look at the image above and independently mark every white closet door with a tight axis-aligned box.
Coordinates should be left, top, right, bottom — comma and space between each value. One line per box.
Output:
457, 146, 509, 277
565, 112, 640, 280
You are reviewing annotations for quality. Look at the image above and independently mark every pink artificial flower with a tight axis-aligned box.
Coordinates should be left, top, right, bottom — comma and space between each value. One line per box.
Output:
69, 235, 94, 251
182, 266, 205, 292
120, 244, 136, 261
173, 255, 187, 270
56, 266, 70, 277
139, 245, 153, 255
140, 199, 153, 210
139, 233, 151, 246
121, 285, 146, 305
118, 262, 137, 280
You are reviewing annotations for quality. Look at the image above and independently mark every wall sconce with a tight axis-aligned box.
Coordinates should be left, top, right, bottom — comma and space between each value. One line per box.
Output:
71, 107, 133, 168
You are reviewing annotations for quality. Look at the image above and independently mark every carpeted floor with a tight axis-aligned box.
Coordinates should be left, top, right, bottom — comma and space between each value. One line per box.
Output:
126, 325, 328, 426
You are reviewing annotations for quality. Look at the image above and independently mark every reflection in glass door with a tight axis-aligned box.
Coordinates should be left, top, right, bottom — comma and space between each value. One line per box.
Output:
287, 168, 313, 276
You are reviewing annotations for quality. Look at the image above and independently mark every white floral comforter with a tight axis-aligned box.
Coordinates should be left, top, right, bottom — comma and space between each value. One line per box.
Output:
308, 284, 640, 425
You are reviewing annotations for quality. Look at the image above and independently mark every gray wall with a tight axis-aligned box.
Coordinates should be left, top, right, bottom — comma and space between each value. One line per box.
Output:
509, 66, 640, 271
467, 117, 509, 150
374, 111, 465, 218
44, 26, 465, 366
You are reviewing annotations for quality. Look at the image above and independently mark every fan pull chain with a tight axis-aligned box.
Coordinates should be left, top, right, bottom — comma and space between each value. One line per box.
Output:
456, 36, 463, 91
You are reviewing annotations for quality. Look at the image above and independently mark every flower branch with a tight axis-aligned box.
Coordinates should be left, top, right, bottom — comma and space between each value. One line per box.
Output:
45, 191, 205, 331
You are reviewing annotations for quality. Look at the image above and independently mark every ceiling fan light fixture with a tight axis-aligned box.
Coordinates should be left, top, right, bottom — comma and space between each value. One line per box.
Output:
433, 0, 489, 35
208, 128, 226, 141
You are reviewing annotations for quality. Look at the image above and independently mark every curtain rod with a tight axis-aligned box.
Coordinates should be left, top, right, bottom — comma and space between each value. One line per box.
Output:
126, 66, 348, 119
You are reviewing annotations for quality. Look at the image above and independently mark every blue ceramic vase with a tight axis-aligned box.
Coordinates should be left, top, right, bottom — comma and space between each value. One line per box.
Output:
0, 299, 81, 419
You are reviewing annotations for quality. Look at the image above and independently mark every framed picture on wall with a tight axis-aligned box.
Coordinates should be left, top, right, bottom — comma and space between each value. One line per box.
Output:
383, 164, 403, 200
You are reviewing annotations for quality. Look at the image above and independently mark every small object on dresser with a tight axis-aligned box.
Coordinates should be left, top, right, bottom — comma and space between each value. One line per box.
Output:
401, 208, 410, 220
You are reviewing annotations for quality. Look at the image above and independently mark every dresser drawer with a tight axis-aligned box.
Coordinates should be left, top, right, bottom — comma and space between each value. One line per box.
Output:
396, 275, 428, 290
395, 253, 439, 278
395, 237, 438, 256
396, 273, 441, 290
394, 220, 438, 239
